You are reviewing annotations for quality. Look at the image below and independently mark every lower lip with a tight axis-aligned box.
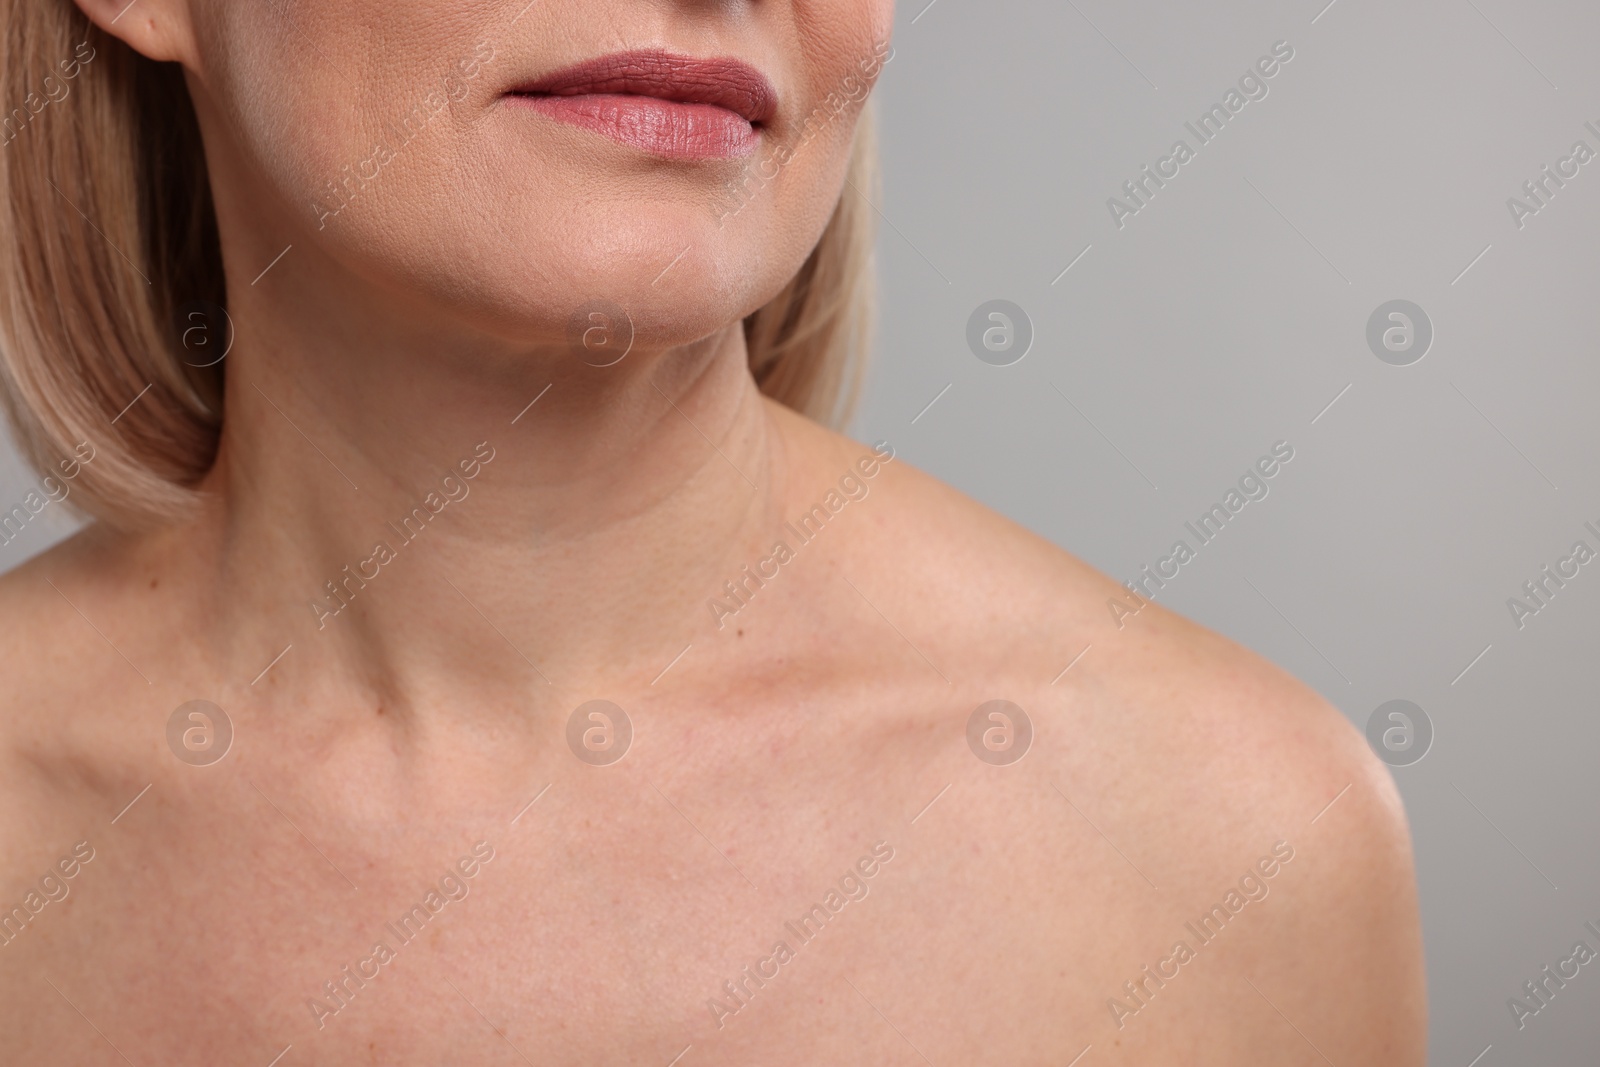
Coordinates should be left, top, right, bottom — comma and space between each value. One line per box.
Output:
507, 93, 760, 160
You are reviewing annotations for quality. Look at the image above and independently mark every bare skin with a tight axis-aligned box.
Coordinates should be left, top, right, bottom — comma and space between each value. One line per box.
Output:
0, 0, 1424, 1061
0, 388, 1423, 1065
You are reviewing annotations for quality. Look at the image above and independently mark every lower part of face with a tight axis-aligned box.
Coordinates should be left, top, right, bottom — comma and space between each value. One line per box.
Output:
189, 0, 894, 351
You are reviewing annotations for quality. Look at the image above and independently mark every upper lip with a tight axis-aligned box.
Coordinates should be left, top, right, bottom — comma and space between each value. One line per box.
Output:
507, 49, 777, 125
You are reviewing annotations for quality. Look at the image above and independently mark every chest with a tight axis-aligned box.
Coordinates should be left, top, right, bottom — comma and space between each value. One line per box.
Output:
1, 733, 1227, 1065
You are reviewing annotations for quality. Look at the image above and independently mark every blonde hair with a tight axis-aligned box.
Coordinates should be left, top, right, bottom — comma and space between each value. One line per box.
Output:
0, 7, 879, 529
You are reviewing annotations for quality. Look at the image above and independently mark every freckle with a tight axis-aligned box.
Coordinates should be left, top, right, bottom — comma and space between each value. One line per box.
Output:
375, 704, 385, 717
149, 578, 158, 589
737, 629, 744, 637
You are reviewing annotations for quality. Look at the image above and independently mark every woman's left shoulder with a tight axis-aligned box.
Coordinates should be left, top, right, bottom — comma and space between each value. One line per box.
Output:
777, 409, 1416, 839
861, 429, 1416, 853
828, 431, 1424, 1049
810, 432, 1425, 1057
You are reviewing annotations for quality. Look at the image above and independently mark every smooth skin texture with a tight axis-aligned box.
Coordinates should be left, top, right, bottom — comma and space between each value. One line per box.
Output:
0, 0, 1426, 1063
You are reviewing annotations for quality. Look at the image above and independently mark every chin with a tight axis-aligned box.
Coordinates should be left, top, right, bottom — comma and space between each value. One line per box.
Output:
438, 203, 783, 350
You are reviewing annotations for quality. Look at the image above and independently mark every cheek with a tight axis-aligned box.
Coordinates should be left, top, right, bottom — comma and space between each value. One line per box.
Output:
710, 111, 861, 279
697, 3, 890, 308
198, 7, 551, 313
200, 0, 500, 202
200, 3, 363, 178
787, 1, 892, 145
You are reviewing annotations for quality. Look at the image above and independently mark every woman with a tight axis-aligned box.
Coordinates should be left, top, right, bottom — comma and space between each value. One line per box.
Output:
0, 0, 1425, 1063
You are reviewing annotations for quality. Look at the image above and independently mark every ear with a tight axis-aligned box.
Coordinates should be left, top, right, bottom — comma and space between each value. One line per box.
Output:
70, 0, 199, 67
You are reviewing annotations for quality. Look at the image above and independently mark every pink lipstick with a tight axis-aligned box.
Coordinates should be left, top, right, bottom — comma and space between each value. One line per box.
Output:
505, 50, 777, 160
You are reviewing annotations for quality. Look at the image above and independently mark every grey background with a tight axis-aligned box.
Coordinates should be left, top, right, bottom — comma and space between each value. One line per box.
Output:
850, 0, 1597, 1063
2, 0, 1595, 1061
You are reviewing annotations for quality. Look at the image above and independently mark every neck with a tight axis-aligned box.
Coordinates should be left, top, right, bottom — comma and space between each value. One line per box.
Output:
179, 290, 785, 718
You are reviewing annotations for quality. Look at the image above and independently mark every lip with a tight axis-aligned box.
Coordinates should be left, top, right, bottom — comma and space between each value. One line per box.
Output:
504, 50, 777, 160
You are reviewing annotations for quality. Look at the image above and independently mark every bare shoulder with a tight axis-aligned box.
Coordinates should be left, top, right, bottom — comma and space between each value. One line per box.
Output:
0, 525, 154, 870
774, 403, 1426, 1060
0, 521, 134, 715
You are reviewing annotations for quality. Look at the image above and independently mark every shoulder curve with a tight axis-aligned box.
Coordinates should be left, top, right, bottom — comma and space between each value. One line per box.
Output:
772, 403, 1425, 1056
0, 519, 145, 763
